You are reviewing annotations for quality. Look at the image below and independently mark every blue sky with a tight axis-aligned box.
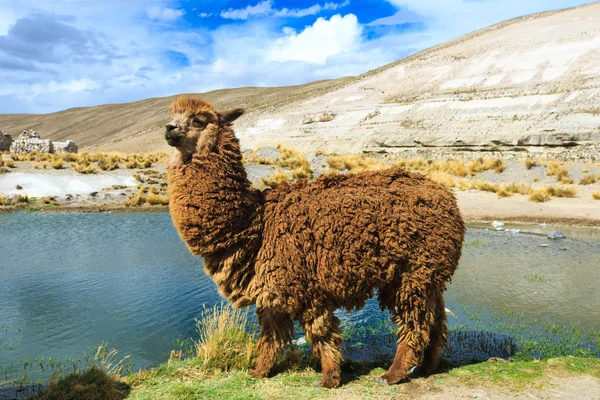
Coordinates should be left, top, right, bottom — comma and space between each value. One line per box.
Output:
0, 0, 595, 114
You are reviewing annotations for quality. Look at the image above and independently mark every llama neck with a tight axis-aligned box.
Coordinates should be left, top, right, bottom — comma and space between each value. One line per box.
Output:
167, 127, 263, 306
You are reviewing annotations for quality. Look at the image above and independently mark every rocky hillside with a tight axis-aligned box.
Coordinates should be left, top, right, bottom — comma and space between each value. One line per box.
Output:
1, 2, 599, 155
235, 2, 600, 155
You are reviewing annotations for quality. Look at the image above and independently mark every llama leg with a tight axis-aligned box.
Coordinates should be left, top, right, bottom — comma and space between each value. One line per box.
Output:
378, 276, 437, 385
301, 307, 343, 388
250, 308, 294, 378
417, 290, 447, 375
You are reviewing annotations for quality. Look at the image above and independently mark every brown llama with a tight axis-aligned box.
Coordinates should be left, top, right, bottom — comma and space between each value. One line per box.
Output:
165, 96, 465, 388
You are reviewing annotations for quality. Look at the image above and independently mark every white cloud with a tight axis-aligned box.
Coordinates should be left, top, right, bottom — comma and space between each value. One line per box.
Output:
146, 6, 185, 21
381, 0, 596, 48
221, 1, 273, 19
269, 14, 362, 64
220, 0, 350, 20
274, 0, 350, 18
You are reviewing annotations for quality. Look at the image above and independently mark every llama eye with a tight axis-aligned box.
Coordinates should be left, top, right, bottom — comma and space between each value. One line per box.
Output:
194, 118, 207, 127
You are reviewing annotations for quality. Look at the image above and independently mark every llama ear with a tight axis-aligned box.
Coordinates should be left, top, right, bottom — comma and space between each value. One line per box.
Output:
219, 108, 244, 124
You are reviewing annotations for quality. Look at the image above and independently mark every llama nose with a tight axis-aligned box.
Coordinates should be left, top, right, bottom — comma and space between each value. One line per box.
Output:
166, 124, 177, 132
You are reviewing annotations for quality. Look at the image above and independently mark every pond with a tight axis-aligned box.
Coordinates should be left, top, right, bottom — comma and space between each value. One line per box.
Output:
0, 212, 599, 390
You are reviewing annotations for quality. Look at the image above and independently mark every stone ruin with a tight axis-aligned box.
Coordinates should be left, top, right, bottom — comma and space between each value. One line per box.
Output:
0, 130, 12, 151
6, 129, 78, 154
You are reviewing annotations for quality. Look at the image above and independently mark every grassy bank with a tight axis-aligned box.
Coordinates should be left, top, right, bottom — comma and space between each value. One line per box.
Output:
123, 356, 600, 400
18, 305, 599, 400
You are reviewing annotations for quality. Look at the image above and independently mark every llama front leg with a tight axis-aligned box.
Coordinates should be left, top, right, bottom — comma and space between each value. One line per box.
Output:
250, 308, 293, 378
301, 307, 343, 388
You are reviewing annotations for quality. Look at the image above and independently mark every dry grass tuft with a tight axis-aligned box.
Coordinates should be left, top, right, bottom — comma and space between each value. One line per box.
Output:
276, 144, 313, 178
546, 185, 577, 198
51, 158, 64, 169
146, 193, 169, 205
529, 189, 552, 203
259, 170, 290, 189
545, 161, 573, 184
194, 304, 256, 372
592, 191, 600, 200
467, 158, 506, 176
472, 180, 499, 193
328, 154, 388, 173
579, 174, 596, 185
72, 160, 96, 174
525, 158, 538, 170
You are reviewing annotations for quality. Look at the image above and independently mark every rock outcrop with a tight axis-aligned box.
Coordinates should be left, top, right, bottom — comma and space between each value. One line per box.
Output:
53, 140, 78, 153
0, 130, 12, 151
8, 129, 77, 154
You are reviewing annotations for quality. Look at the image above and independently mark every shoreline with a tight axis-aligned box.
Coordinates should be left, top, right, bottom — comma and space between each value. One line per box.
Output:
1, 203, 599, 230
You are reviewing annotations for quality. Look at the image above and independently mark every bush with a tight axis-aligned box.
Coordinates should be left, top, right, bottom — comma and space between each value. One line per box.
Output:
592, 191, 600, 200
73, 161, 96, 174
259, 170, 290, 189
529, 189, 552, 203
579, 174, 596, 185
194, 304, 256, 372
51, 158, 64, 169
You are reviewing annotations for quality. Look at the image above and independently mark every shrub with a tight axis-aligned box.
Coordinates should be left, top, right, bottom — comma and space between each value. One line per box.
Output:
579, 174, 596, 185
529, 189, 552, 203
11, 194, 29, 205
546, 185, 577, 198
545, 161, 572, 183
259, 170, 290, 189
328, 154, 387, 173
146, 193, 168, 205
194, 304, 256, 372
73, 161, 96, 174
98, 158, 119, 171
592, 191, 600, 200
472, 180, 499, 193
525, 158, 538, 170
51, 158, 64, 169
5, 160, 15, 168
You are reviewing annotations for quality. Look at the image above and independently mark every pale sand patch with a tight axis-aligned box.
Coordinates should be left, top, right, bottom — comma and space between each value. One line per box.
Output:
457, 190, 600, 226
0, 172, 137, 197
440, 77, 484, 89
343, 96, 364, 102
542, 66, 569, 81
449, 94, 559, 110
484, 74, 505, 86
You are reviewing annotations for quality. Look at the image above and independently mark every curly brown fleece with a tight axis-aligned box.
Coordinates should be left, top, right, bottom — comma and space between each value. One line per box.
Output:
166, 97, 465, 388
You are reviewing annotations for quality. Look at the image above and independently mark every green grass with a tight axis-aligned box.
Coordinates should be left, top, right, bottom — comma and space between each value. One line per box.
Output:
123, 357, 600, 399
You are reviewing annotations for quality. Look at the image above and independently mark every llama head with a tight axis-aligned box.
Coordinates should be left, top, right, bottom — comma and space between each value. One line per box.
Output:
165, 96, 244, 159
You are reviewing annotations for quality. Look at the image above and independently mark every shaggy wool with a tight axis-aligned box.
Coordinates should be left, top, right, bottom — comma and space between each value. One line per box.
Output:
166, 97, 465, 388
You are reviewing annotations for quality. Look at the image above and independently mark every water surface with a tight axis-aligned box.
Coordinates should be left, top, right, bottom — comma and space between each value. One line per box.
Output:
0, 212, 598, 386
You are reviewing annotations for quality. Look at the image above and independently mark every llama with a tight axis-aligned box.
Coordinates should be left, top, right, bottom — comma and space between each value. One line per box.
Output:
166, 97, 465, 388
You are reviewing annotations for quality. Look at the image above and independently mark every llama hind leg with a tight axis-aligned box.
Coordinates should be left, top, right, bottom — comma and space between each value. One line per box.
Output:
378, 276, 437, 385
250, 308, 294, 378
417, 290, 447, 375
301, 307, 343, 388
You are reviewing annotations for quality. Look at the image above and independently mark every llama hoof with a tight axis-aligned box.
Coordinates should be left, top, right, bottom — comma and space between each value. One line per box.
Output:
249, 369, 267, 378
316, 378, 340, 389
377, 374, 408, 385
376, 377, 389, 386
